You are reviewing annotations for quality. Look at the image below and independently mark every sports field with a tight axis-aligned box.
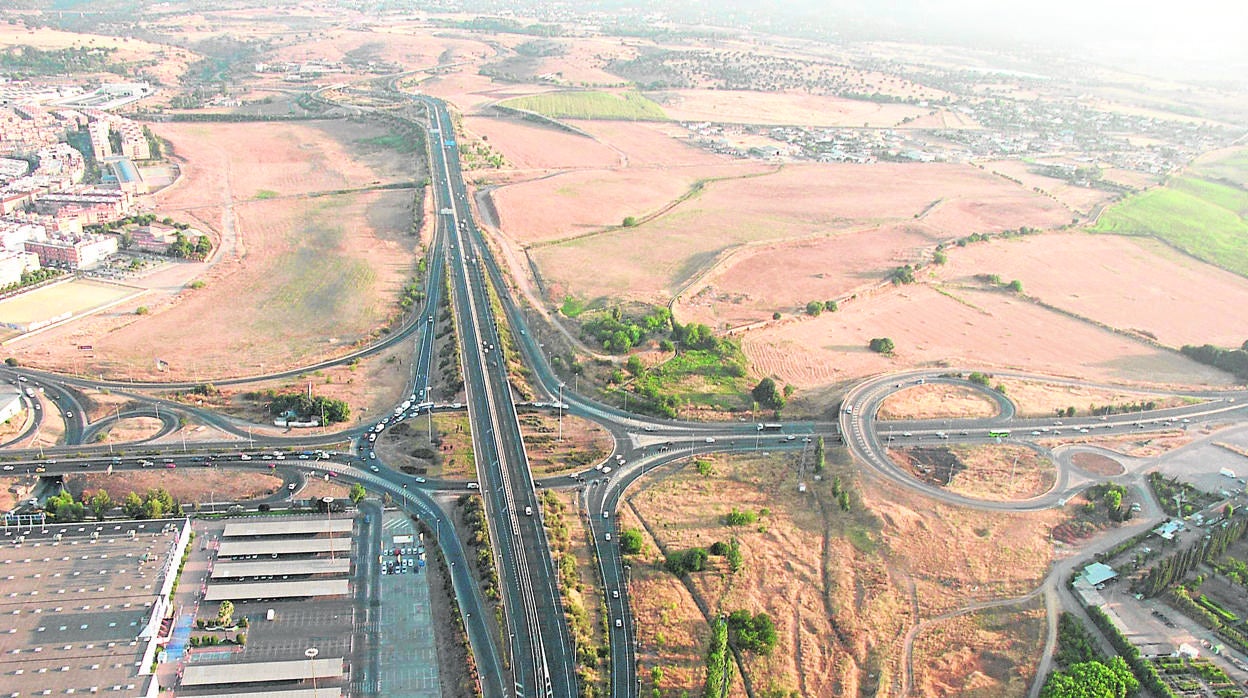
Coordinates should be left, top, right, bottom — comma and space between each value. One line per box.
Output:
498, 90, 668, 120
0, 279, 139, 336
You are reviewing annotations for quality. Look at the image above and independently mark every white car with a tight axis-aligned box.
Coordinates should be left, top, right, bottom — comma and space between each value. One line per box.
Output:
239, 453, 252, 461
467, 482, 480, 490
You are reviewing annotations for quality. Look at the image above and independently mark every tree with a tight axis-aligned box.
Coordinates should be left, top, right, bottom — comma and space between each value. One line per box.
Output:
88, 490, 112, 521
726, 610, 777, 654
349, 483, 367, 504
751, 377, 785, 410
217, 600, 235, 627
814, 436, 826, 474
45, 490, 85, 522
1040, 657, 1137, 698
622, 216, 638, 227
823, 300, 838, 312
1007, 279, 1024, 293
869, 337, 895, 354
771, 312, 781, 320
121, 491, 144, 518
625, 354, 644, 376
619, 527, 644, 555
805, 300, 823, 317
933, 250, 948, 265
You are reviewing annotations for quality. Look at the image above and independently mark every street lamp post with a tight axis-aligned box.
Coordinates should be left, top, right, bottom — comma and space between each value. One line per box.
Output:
305, 647, 319, 698
558, 383, 564, 442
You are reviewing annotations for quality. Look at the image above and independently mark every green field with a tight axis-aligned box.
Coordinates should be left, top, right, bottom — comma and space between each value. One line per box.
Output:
1092, 173, 1248, 276
0, 278, 139, 331
1194, 148, 1248, 188
498, 90, 667, 121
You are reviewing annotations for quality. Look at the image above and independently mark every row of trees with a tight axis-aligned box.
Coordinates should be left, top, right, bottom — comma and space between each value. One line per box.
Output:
1137, 512, 1248, 597
1181, 342, 1248, 381
245, 391, 350, 424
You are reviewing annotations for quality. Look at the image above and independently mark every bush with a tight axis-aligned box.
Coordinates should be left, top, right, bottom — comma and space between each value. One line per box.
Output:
619, 528, 644, 555
664, 547, 708, 576
869, 337, 895, 354
726, 610, 777, 654
805, 300, 823, 316
751, 377, 785, 410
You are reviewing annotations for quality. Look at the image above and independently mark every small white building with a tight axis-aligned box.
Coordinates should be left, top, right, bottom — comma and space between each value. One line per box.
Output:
0, 385, 23, 424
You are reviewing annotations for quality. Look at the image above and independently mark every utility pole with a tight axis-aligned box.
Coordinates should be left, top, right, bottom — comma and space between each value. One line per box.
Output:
558, 383, 564, 442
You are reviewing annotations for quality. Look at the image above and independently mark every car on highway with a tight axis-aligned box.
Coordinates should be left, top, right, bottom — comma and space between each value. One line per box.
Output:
602, 466, 612, 474
902, 432, 912, 437
612, 590, 619, 599
66, 411, 73, 418
370, 466, 380, 473
525, 506, 533, 516
369, 451, 376, 459
164, 462, 176, 469
614, 618, 622, 628
1031, 431, 1041, 436
413, 476, 426, 483
1, 465, 11, 471
466, 482, 480, 489
239, 453, 251, 460
604, 532, 611, 541
705, 437, 715, 444
287, 483, 296, 490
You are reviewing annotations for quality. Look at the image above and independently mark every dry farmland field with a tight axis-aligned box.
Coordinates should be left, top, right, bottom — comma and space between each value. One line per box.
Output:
936, 232, 1248, 348
739, 284, 1232, 389
531, 162, 1070, 307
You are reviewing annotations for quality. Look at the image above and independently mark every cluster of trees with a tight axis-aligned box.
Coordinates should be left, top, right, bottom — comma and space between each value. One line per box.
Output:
250, 391, 350, 424
814, 436, 826, 475
665, 547, 709, 576
1168, 586, 1248, 654
723, 508, 758, 526
1086, 483, 1132, 522
0, 268, 62, 297
618, 527, 644, 555
889, 265, 917, 285
580, 305, 671, 353
121, 488, 180, 519
1181, 342, 1248, 381
1137, 513, 1247, 596
703, 616, 733, 698
1085, 606, 1177, 697
0, 45, 118, 75
830, 475, 851, 512
458, 494, 500, 601
869, 337, 895, 355
1040, 657, 1138, 698
709, 538, 743, 572
1053, 612, 1103, 667
167, 231, 213, 260
804, 299, 837, 316
1147, 472, 1206, 517
751, 377, 785, 410
726, 610, 777, 654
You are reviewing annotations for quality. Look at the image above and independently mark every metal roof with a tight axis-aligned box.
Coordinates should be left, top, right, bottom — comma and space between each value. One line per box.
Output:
211, 558, 351, 579
217, 537, 352, 558
193, 690, 342, 698
180, 657, 343, 687
222, 518, 353, 537
1082, 562, 1118, 586
203, 579, 350, 601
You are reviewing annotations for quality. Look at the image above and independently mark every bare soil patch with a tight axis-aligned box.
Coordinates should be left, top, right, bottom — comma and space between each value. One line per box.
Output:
65, 469, 282, 504
96, 417, 165, 444
375, 413, 476, 480
994, 377, 1196, 418
1070, 452, 1125, 476
982, 160, 1115, 215
912, 602, 1045, 698
0, 474, 39, 512
0, 25, 197, 84
517, 411, 612, 477
891, 444, 1055, 501
938, 232, 1248, 349
493, 163, 764, 247
565, 120, 736, 167
462, 116, 621, 171
299, 477, 351, 501
878, 383, 999, 421
739, 285, 1233, 391
1050, 431, 1193, 458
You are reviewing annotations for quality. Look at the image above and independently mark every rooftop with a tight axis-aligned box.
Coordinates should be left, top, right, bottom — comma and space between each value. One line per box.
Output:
217, 537, 352, 558
180, 657, 343, 687
203, 579, 350, 601
222, 518, 353, 538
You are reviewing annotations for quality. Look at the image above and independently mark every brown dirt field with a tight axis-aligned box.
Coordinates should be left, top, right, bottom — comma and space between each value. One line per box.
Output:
543, 490, 609, 692
624, 451, 1060, 696
494, 163, 765, 247
12, 117, 423, 382
938, 232, 1248, 349
299, 477, 351, 501
1049, 431, 1193, 458
462, 116, 621, 171
982, 160, 1116, 215
535, 162, 1067, 307
517, 412, 612, 477
877, 383, 999, 421
994, 377, 1196, 418
912, 603, 1045, 698
739, 285, 1233, 390
947, 445, 1056, 501
1069, 452, 1125, 476
655, 89, 930, 127
678, 224, 942, 328
65, 469, 282, 504
154, 120, 413, 202
0, 408, 30, 441
269, 26, 481, 72
0, 26, 197, 85
375, 413, 476, 480
96, 417, 165, 444
565, 120, 738, 168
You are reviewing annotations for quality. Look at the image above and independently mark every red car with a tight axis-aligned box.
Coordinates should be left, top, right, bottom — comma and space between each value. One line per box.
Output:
164, 462, 176, 469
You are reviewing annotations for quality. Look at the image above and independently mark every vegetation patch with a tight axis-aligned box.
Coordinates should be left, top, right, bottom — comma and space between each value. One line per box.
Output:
1092, 176, 1248, 277
498, 90, 668, 121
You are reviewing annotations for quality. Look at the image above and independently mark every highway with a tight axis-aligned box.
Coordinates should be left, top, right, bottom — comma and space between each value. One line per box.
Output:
421, 94, 575, 697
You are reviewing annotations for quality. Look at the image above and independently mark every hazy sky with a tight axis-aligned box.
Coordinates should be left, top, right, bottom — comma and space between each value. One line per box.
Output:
843, 0, 1248, 80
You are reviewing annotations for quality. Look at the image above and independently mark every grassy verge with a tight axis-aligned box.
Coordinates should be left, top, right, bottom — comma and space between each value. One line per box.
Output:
497, 90, 667, 121
1092, 175, 1248, 276
541, 490, 608, 696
